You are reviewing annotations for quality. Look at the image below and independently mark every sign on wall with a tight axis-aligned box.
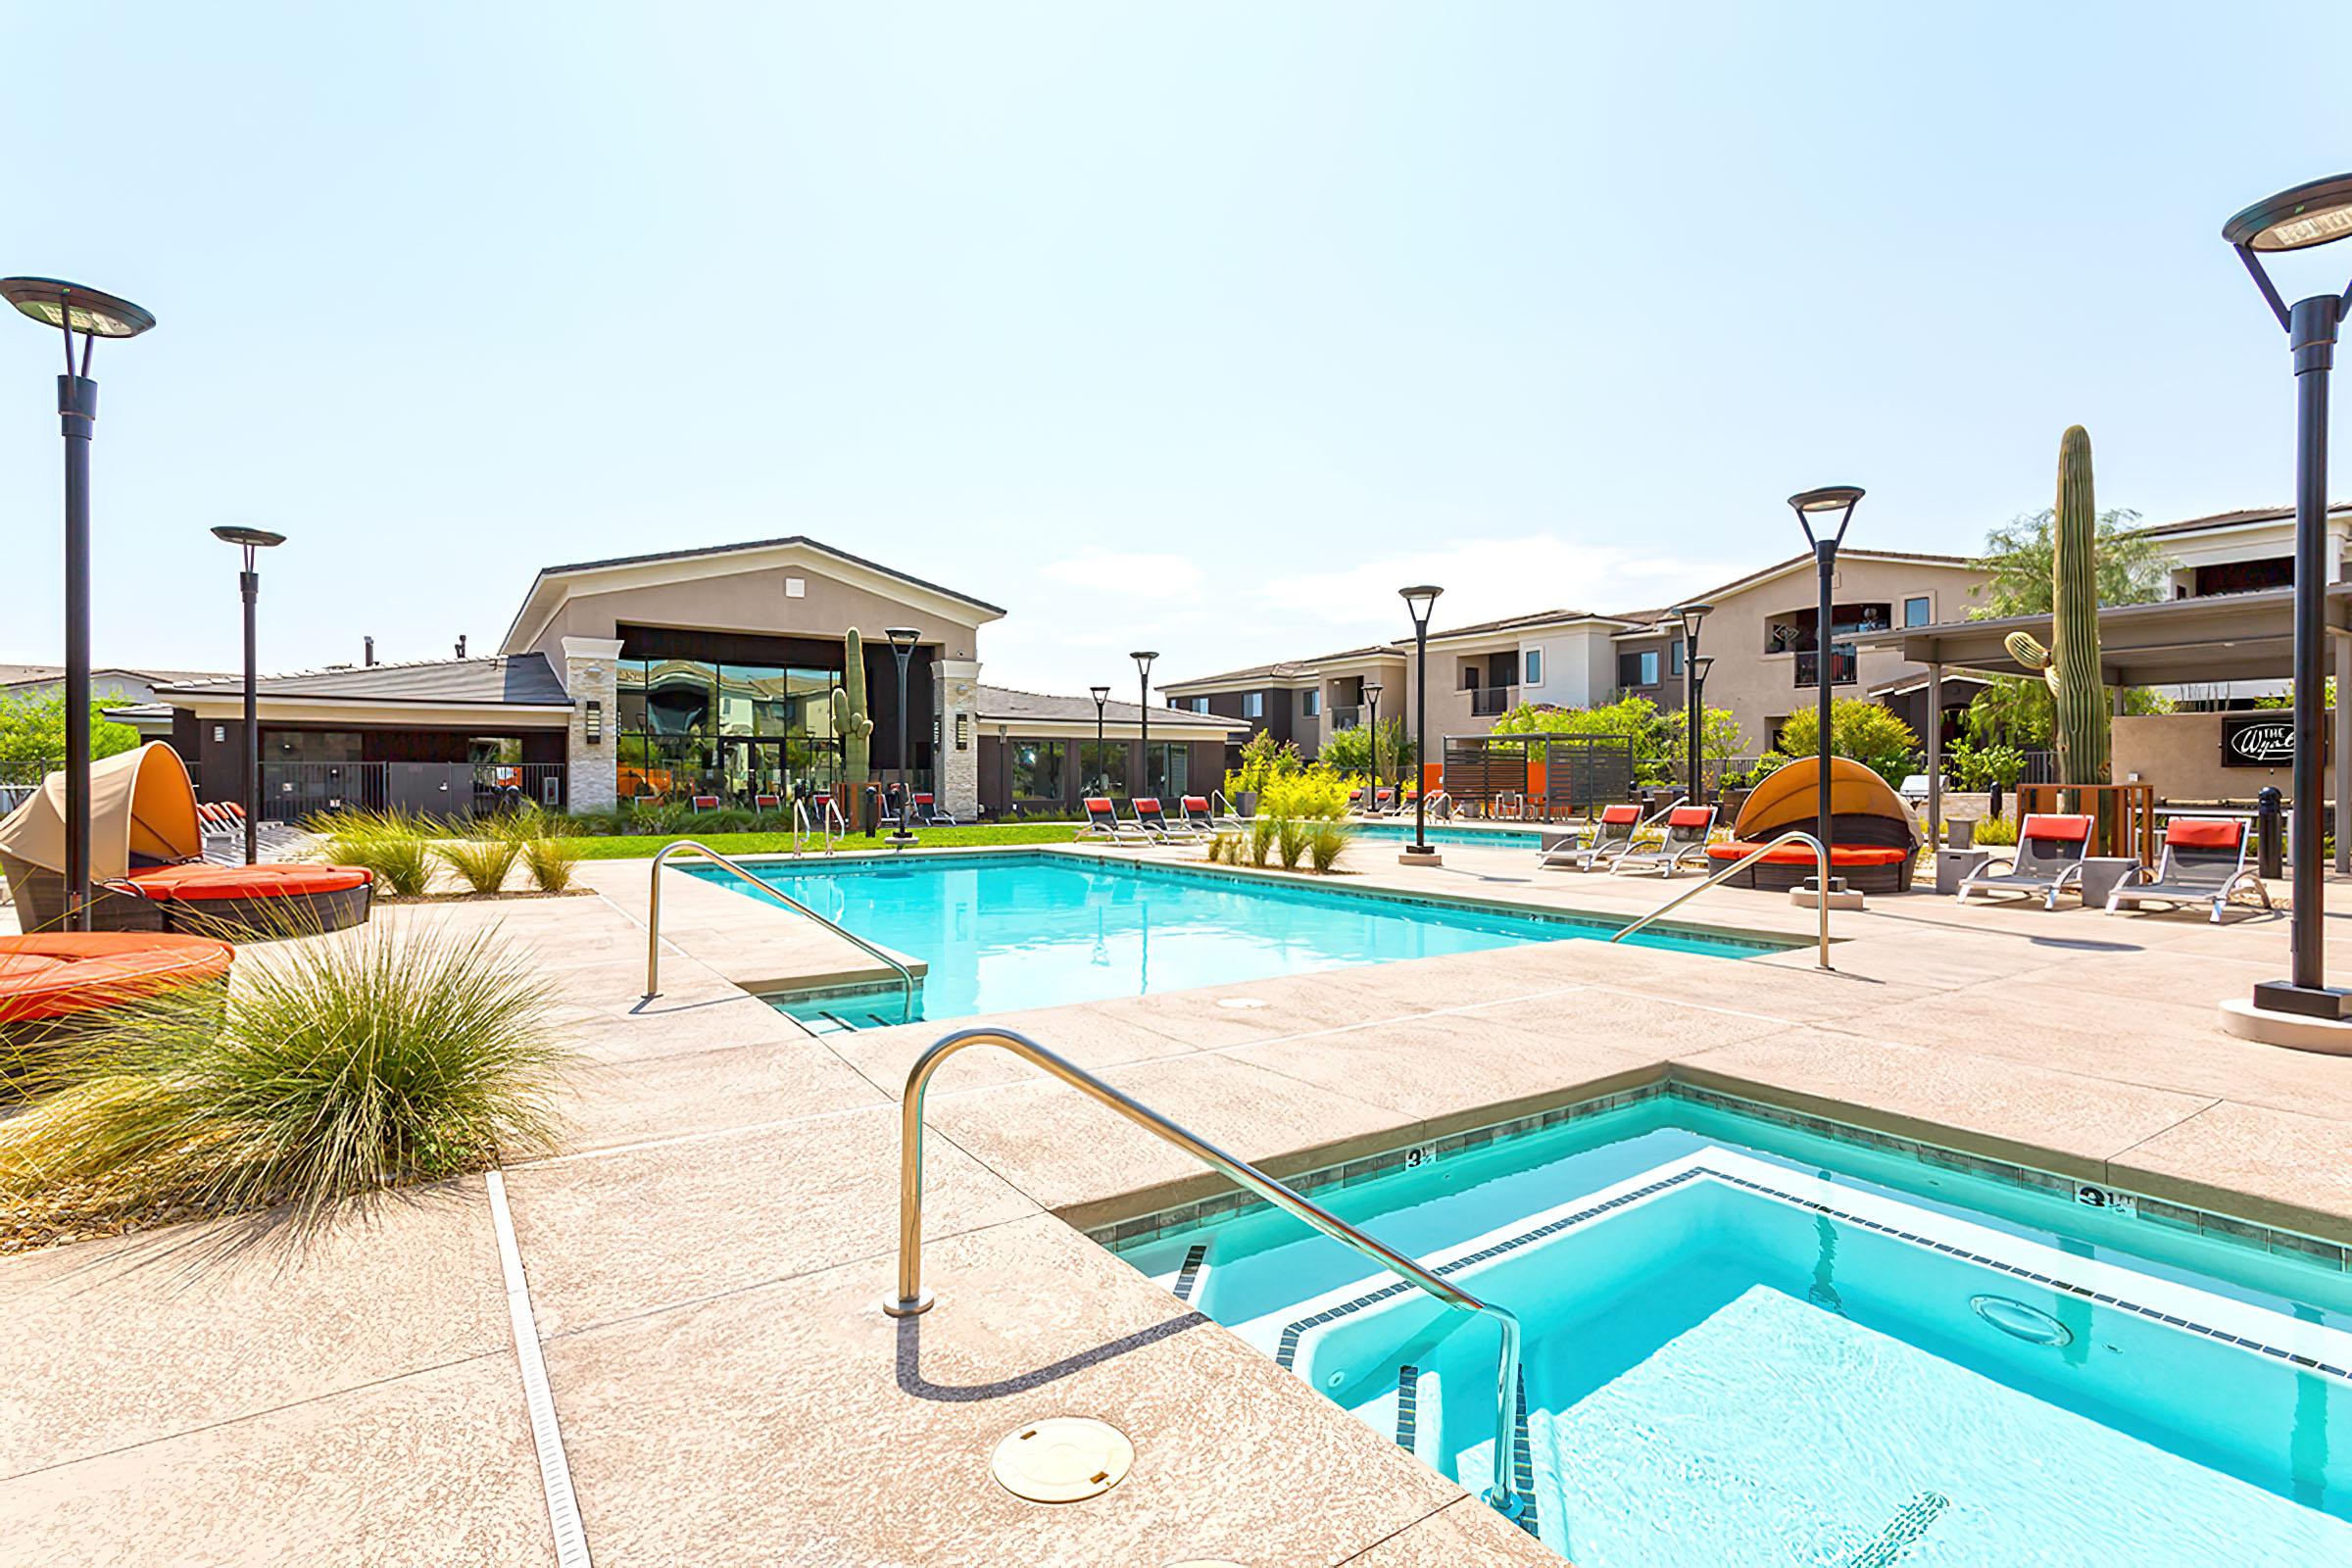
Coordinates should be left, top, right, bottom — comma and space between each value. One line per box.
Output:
2220, 712, 2296, 767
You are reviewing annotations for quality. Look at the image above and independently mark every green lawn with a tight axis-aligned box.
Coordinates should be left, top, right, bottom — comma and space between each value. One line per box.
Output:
563, 821, 1081, 859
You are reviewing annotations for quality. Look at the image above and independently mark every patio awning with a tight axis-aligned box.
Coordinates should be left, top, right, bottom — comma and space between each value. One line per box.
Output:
1850, 584, 2352, 686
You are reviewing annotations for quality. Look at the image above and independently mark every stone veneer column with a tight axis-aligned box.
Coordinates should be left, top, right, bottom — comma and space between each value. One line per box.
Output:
561, 636, 626, 813
935, 658, 982, 818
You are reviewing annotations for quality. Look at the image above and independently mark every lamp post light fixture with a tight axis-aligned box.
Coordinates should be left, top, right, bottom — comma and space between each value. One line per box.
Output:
1787, 486, 1865, 896
210, 526, 287, 865
1397, 586, 1443, 863
1362, 680, 1384, 796
3, 278, 157, 930
2226, 172, 2352, 1020
1130, 652, 1157, 800
885, 626, 920, 845
1690, 654, 1716, 795
1089, 684, 1110, 795
1668, 602, 1713, 805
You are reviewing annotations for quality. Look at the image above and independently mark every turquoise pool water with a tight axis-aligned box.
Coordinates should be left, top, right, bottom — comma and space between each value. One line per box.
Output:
687, 852, 1773, 1026
1113, 1093, 2352, 1565
1353, 821, 1544, 849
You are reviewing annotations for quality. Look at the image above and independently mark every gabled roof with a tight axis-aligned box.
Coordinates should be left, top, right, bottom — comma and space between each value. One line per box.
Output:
975, 684, 1248, 731
0, 663, 231, 690
502, 535, 1004, 654
156, 653, 570, 708
1608, 548, 1977, 620
1159, 643, 1401, 693
2132, 502, 2352, 539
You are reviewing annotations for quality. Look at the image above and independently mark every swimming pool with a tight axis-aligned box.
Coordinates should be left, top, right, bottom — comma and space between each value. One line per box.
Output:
687, 851, 1776, 1026
1110, 1090, 2352, 1565
1353, 821, 1544, 849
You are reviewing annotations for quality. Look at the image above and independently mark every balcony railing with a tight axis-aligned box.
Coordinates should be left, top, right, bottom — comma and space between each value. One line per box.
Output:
1792, 650, 1858, 688
1469, 685, 1519, 717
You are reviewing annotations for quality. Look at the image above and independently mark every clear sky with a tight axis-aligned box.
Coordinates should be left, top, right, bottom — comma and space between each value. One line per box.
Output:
6, 3, 2350, 695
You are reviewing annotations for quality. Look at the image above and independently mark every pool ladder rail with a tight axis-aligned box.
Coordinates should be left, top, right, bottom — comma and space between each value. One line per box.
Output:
642, 838, 917, 1019
886, 1026, 1532, 1525
1608, 827, 1835, 970
792, 794, 848, 856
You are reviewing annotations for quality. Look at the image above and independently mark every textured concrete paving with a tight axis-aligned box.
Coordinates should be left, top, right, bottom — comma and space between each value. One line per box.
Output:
6, 837, 2352, 1564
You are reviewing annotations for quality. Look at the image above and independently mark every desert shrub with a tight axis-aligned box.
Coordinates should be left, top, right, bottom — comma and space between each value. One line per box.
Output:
0, 921, 565, 1235
318, 808, 436, 897
1222, 730, 1303, 803
436, 836, 520, 894
519, 834, 581, 893
1250, 816, 1278, 866
1308, 819, 1352, 873
1260, 768, 1352, 821
1969, 813, 2019, 847
1767, 700, 1919, 787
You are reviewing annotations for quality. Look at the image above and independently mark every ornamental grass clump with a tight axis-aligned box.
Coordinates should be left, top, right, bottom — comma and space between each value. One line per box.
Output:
1276, 816, 1311, 870
0, 921, 566, 1237
519, 833, 581, 892
437, 834, 520, 894
318, 808, 436, 897
1308, 820, 1353, 873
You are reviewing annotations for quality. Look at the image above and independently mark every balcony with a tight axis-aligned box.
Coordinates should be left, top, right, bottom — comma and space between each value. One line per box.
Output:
1792, 650, 1858, 688
1468, 685, 1519, 717
1328, 705, 1362, 730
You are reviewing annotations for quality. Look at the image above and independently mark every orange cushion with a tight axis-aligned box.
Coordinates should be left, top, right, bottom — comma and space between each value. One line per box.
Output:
126, 863, 373, 902
1704, 842, 1910, 866
2022, 813, 2093, 843
1599, 805, 1642, 825
1182, 796, 1209, 810
0, 933, 233, 1023
1666, 807, 1715, 830
2166, 818, 2243, 851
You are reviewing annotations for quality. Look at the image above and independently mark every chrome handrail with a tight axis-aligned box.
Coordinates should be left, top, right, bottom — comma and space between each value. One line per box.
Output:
886, 1026, 1529, 1522
1608, 827, 1834, 969
792, 796, 846, 856
643, 838, 916, 1016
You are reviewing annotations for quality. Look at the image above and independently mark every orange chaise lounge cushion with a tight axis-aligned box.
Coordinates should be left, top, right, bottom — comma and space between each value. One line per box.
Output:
123, 863, 373, 902
1703, 842, 1911, 867
0, 932, 234, 1023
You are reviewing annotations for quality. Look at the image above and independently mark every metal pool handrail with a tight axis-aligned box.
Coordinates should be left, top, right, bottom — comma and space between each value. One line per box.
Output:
885, 1026, 1530, 1523
1608, 827, 1834, 970
643, 838, 916, 1013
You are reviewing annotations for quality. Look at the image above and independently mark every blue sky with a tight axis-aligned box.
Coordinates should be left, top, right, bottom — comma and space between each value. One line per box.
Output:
6, 3, 2350, 693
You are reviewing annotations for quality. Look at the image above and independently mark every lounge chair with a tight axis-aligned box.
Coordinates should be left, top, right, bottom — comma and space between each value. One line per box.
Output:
1370, 786, 1396, 815
1955, 813, 2092, 909
1180, 795, 1221, 833
753, 792, 783, 811
1130, 798, 1203, 842
691, 794, 722, 812
1075, 797, 1153, 844
1538, 803, 1643, 872
1611, 805, 1719, 877
1346, 787, 1367, 815
2106, 816, 2272, 923
913, 792, 957, 827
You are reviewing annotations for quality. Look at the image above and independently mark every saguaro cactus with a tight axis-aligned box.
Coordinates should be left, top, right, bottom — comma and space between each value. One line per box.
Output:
832, 626, 875, 783
2001, 424, 2110, 790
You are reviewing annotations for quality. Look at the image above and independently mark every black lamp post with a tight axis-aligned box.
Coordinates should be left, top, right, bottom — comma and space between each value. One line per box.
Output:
2227, 173, 2352, 1018
1089, 684, 1110, 794
211, 526, 286, 864
1669, 602, 1713, 804
1788, 486, 1865, 893
1398, 586, 1442, 861
885, 626, 919, 844
1362, 679, 1384, 796
2, 278, 157, 931
1131, 651, 1157, 800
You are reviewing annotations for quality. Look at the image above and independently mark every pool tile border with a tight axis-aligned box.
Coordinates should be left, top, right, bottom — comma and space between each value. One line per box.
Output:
1090, 1081, 2352, 1275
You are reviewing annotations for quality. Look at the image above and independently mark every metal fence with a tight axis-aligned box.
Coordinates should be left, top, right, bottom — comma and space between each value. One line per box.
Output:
1442, 734, 1635, 820
259, 761, 569, 822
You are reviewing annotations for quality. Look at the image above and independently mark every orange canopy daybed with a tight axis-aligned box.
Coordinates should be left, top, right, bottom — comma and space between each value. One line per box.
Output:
1702, 756, 1921, 893
0, 745, 372, 937
0, 931, 234, 1045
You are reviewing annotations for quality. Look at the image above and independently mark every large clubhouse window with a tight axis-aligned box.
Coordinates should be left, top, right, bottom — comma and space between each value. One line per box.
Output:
1081, 740, 1129, 795
616, 656, 847, 803
1146, 743, 1189, 798
1011, 740, 1065, 802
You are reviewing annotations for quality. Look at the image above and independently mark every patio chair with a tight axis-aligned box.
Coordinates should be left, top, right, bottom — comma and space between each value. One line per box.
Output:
913, 792, 958, 827
1538, 803, 1643, 872
1180, 795, 1221, 833
691, 795, 722, 812
2106, 816, 2272, 923
1370, 786, 1396, 815
1346, 787, 1367, 815
753, 793, 783, 812
1611, 805, 1719, 877
1130, 798, 1204, 842
1955, 813, 2093, 909
1075, 797, 1152, 844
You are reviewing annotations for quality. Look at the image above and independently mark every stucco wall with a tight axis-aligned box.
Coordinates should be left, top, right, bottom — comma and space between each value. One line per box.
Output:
2113, 710, 2330, 803
521, 562, 986, 662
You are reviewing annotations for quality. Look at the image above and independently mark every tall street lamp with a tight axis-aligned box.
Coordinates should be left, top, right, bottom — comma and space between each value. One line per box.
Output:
1669, 602, 1713, 805
1089, 684, 1110, 794
1398, 586, 1443, 863
211, 526, 287, 864
1362, 680, 1384, 797
2226, 172, 2352, 1019
2, 278, 157, 930
1130, 651, 1157, 800
1788, 486, 1864, 894
885, 626, 920, 844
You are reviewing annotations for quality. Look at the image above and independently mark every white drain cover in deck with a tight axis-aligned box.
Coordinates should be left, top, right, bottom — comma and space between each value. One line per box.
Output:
989, 1417, 1134, 1503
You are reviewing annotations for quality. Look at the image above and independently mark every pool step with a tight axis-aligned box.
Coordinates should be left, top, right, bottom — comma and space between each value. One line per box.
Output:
787, 1007, 910, 1035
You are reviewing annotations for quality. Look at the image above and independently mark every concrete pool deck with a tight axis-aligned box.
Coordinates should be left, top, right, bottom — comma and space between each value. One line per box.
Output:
5, 836, 2352, 1564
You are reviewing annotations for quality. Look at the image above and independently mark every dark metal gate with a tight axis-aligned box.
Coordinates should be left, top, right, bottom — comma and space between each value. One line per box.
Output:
1441, 735, 1635, 820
